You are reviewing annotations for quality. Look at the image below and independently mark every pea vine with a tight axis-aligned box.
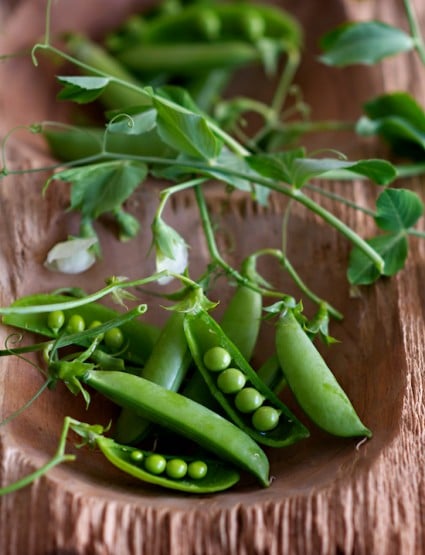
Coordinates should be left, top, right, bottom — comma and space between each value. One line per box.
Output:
1, 0, 425, 313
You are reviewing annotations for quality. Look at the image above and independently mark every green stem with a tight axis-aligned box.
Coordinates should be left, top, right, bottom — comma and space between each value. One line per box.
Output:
0, 273, 165, 315
247, 248, 343, 320
3, 147, 384, 272
282, 257, 343, 320
271, 49, 301, 115
157, 177, 207, 218
403, 0, 425, 66
194, 185, 349, 312
0, 415, 75, 496
290, 188, 384, 273
305, 184, 376, 217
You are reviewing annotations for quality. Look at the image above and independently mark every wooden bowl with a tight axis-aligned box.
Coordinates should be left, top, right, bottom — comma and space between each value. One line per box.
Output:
1, 2, 425, 554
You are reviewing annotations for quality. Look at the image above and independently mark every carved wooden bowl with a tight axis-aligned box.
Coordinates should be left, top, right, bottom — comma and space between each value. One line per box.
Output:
1, 1, 425, 554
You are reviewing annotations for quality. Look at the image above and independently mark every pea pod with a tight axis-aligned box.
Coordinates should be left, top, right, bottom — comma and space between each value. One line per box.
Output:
109, 3, 301, 48
275, 309, 372, 438
257, 354, 287, 394
43, 125, 176, 163
98, 440, 240, 493
115, 41, 266, 75
70, 420, 240, 493
220, 281, 262, 359
52, 367, 270, 486
182, 261, 262, 408
2, 294, 160, 366
114, 311, 192, 444
183, 309, 309, 447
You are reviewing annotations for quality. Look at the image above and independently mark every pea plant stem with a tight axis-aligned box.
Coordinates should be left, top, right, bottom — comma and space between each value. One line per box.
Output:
194, 185, 344, 319
0, 275, 164, 315
1, 142, 385, 273
403, 0, 425, 66
0, 416, 75, 496
248, 248, 343, 320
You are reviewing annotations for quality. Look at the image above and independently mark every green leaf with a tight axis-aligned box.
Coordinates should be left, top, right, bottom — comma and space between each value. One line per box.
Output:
248, 151, 395, 187
57, 76, 111, 104
291, 157, 395, 188
153, 96, 222, 161
106, 108, 157, 135
52, 161, 147, 219
375, 189, 424, 232
319, 21, 414, 67
347, 232, 408, 285
246, 149, 305, 183
357, 93, 425, 158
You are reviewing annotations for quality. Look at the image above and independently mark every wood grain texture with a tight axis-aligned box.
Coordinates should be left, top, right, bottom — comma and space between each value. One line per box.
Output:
1, 1, 425, 554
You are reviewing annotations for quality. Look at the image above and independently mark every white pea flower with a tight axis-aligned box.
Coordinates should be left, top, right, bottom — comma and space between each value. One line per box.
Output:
152, 217, 188, 285
44, 237, 98, 274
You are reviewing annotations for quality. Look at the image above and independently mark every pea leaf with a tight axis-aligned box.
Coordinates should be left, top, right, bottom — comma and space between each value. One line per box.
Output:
357, 92, 425, 158
106, 108, 157, 135
347, 232, 408, 285
291, 157, 395, 188
50, 160, 147, 219
246, 149, 305, 184
319, 21, 414, 67
57, 76, 111, 104
375, 189, 424, 232
153, 96, 222, 161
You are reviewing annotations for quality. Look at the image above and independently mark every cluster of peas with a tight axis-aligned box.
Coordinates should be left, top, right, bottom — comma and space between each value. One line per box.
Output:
128, 449, 208, 481
47, 309, 125, 352
47, 309, 212, 482
203, 346, 281, 433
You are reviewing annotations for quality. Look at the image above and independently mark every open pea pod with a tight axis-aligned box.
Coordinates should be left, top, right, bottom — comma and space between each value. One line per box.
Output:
2, 293, 160, 366
57, 369, 270, 486
183, 309, 309, 447
95, 437, 240, 494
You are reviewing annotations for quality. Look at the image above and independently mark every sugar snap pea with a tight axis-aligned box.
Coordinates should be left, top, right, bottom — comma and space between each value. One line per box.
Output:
220, 259, 263, 362
50, 367, 270, 486
2, 294, 160, 366
114, 310, 192, 444
183, 310, 309, 447
70, 420, 240, 493
275, 308, 372, 438
181, 264, 262, 409
109, 2, 301, 49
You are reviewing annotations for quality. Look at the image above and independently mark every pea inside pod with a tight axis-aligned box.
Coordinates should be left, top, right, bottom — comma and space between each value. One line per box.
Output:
2, 293, 160, 366
183, 309, 309, 447
70, 421, 240, 493
55, 368, 270, 486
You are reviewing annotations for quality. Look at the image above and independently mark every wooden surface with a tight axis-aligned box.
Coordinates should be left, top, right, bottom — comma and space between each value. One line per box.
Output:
1, 1, 425, 554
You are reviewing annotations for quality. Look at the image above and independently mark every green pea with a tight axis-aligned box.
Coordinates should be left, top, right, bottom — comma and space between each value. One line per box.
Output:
217, 368, 246, 394
203, 346, 231, 372
89, 319, 104, 341
47, 310, 65, 334
104, 327, 124, 351
187, 460, 208, 480
252, 406, 280, 432
165, 458, 188, 480
130, 449, 144, 463
196, 8, 221, 40
234, 387, 264, 413
144, 454, 167, 475
66, 314, 85, 334
240, 9, 266, 42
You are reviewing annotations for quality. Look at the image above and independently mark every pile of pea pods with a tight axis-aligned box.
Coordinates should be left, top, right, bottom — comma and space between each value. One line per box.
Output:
1, 263, 371, 495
